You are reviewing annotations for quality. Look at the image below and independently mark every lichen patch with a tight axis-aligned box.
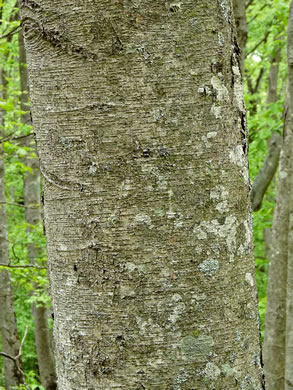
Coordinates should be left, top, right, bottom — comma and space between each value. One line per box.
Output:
211, 76, 230, 102
180, 335, 214, 359
134, 213, 153, 228
199, 259, 219, 277
211, 103, 222, 118
245, 273, 254, 287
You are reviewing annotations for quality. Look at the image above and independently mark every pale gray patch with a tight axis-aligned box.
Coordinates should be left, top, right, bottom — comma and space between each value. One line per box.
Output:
88, 162, 97, 176
204, 362, 221, 379
199, 259, 219, 277
211, 76, 230, 102
245, 272, 254, 287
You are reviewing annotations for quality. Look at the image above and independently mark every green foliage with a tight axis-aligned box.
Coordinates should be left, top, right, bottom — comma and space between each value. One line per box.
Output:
10, 370, 45, 390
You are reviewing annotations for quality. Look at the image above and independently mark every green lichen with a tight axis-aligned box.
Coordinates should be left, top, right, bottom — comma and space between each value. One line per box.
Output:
180, 335, 214, 360
191, 329, 201, 337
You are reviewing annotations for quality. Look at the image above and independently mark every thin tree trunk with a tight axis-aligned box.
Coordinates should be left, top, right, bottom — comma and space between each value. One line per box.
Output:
20, 1, 264, 388
267, 46, 282, 104
0, 71, 25, 389
251, 44, 282, 212
18, 30, 57, 390
285, 3, 293, 388
251, 132, 281, 211
263, 15, 292, 390
263, 108, 290, 390
231, 0, 282, 212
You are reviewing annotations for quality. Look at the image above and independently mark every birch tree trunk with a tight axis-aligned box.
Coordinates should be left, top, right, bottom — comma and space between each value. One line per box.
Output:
18, 30, 57, 390
0, 73, 25, 389
20, 1, 264, 388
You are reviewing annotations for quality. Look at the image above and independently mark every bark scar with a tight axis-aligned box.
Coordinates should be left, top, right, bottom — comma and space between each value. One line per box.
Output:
40, 165, 87, 192
20, 0, 41, 11
22, 18, 98, 62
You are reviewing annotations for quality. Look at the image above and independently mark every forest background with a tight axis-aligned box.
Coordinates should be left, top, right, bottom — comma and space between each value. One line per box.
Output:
0, 0, 289, 388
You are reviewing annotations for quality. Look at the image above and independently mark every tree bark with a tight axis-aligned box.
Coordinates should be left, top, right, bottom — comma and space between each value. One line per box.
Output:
263, 10, 293, 389
285, 3, 293, 388
20, 1, 264, 388
0, 72, 25, 389
263, 109, 290, 390
232, 0, 248, 74
18, 29, 57, 390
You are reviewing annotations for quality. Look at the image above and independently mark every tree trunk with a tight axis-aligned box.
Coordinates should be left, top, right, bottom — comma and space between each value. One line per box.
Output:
251, 131, 281, 211
20, 1, 264, 388
267, 46, 282, 105
0, 71, 25, 388
18, 29, 57, 390
285, 3, 293, 388
263, 106, 290, 390
263, 5, 293, 390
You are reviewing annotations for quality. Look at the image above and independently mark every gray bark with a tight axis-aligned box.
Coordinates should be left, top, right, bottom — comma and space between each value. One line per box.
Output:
0, 73, 25, 388
263, 10, 293, 389
285, 3, 293, 388
20, 1, 264, 388
264, 228, 272, 259
232, 0, 248, 74
263, 111, 290, 390
18, 29, 57, 390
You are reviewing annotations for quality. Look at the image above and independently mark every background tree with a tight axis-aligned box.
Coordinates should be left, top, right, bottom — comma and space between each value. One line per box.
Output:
0, 6, 25, 388
0, 1, 52, 388
0, 101, 25, 389
244, 0, 289, 341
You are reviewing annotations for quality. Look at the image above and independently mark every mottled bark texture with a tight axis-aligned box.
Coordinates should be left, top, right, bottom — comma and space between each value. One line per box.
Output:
232, 0, 248, 74
21, 1, 264, 388
0, 76, 25, 388
19, 30, 57, 390
285, 3, 293, 388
